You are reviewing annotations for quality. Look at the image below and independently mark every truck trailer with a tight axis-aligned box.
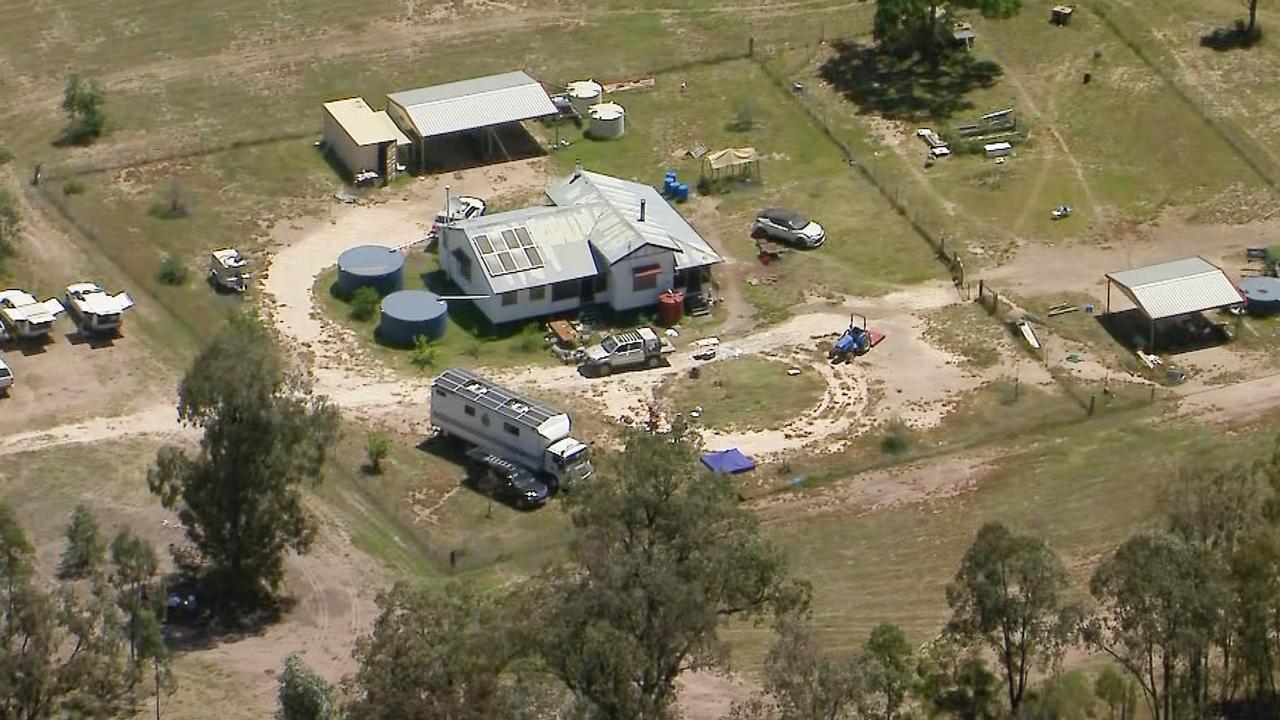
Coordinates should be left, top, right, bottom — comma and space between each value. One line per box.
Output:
430, 368, 592, 485
64, 282, 134, 335
0, 289, 65, 340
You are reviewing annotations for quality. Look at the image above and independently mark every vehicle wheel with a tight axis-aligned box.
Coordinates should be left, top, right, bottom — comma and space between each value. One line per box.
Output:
645, 356, 660, 369
751, 227, 765, 239
598, 364, 612, 377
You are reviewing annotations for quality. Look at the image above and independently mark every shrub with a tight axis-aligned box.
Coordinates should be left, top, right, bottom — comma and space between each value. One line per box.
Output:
349, 286, 380, 321
365, 433, 390, 475
410, 335, 438, 371
156, 255, 189, 286
62, 179, 85, 195
60, 73, 106, 145
463, 341, 483, 359
0, 146, 12, 165
148, 178, 190, 219
880, 418, 913, 455
517, 323, 543, 353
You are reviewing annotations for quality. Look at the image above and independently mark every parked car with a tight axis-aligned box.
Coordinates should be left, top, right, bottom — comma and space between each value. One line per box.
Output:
0, 355, 12, 395
752, 208, 825, 248
465, 447, 550, 509
430, 196, 486, 237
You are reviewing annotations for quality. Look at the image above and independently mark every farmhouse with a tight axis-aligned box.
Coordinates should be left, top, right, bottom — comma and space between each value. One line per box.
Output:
321, 97, 411, 184
438, 168, 722, 325
387, 71, 558, 171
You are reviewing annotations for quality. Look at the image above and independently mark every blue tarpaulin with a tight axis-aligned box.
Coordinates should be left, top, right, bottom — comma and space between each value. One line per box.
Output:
701, 448, 756, 474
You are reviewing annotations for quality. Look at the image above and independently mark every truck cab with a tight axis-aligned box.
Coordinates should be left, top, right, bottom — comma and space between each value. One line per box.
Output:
64, 283, 134, 335
546, 437, 593, 484
582, 327, 674, 376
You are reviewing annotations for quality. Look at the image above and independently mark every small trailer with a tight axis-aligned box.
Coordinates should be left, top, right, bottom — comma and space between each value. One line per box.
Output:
580, 327, 675, 376
0, 289, 65, 339
984, 141, 1013, 158
64, 282, 134, 335
430, 368, 593, 486
209, 248, 251, 292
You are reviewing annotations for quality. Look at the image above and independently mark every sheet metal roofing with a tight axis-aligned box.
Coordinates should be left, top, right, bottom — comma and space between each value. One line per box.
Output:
546, 170, 722, 270
1106, 257, 1244, 320
449, 206, 602, 294
386, 71, 556, 139
323, 98, 410, 146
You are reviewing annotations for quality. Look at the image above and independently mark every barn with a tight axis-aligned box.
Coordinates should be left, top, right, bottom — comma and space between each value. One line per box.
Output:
321, 97, 411, 184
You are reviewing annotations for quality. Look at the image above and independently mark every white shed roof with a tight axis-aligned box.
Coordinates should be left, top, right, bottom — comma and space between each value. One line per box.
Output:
323, 97, 410, 146
1106, 257, 1244, 320
387, 71, 556, 139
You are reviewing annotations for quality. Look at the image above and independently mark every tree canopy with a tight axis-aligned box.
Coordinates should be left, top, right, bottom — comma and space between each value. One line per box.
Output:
148, 312, 339, 615
873, 0, 1023, 56
60, 73, 106, 145
57, 503, 105, 580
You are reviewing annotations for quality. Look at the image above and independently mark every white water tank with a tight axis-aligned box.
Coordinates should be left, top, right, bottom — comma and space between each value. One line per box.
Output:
588, 102, 626, 140
567, 80, 603, 116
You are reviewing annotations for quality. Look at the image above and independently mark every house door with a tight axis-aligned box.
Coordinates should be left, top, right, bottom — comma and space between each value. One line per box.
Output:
580, 277, 596, 304
376, 143, 389, 184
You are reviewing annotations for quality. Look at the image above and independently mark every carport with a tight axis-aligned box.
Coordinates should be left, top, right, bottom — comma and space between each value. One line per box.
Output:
1104, 257, 1244, 350
386, 71, 557, 171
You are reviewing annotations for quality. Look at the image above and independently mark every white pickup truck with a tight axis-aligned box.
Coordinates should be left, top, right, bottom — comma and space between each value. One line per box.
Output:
64, 282, 134, 335
580, 327, 675, 376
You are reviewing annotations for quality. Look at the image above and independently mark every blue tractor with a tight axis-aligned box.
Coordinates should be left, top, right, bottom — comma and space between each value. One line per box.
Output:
829, 313, 872, 363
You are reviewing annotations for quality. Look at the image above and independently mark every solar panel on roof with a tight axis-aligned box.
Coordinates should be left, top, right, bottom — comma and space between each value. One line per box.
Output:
525, 247, 543, 266
500, 230, 518, 249
491, 234, 509, 251
474, 235, 493, 253
514, 227, 533, 247
511, 252, 531, 271
498, 252, 517, 272
482, 255, 505, 275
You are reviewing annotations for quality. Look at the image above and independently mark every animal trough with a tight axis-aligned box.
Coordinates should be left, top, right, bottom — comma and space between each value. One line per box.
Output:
379, 290, 448, 347
337, 245, 405, 297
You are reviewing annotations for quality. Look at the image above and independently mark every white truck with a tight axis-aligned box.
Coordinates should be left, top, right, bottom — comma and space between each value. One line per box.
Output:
209, 248, 250, 292
430, 368, 593, 485
0, 289, 65, 340
580, 327, 675, 376
64, 282, 134, 335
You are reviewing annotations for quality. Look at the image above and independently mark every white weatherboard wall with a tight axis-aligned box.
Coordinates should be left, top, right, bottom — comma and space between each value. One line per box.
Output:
606, 246, 674, 312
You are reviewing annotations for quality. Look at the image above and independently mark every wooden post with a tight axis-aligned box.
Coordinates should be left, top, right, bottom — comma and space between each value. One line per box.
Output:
1088, 395, 1096, 417
1106, 278, 1111, 315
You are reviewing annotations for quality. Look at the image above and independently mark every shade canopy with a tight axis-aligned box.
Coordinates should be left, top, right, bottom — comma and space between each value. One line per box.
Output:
706, 147, 759, 171
1105, 257, 1244, 320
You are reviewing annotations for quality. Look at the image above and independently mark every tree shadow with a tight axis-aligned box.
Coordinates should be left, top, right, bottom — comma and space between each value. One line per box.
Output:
1200, 21, 1262, 51
818, 41, 1003, 122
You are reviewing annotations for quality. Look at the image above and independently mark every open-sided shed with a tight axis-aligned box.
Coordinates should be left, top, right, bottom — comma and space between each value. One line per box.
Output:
386, 71, 557, 170
1104, 256, 1244, 349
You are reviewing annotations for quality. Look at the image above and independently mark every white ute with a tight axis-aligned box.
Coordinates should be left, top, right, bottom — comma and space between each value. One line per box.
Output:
209, 248, 251, 292
64, 282, 134, 335
0, 289, 65, 339
430, 368, 592, 486
0, 355, 13, 395
581, 327, 675, 376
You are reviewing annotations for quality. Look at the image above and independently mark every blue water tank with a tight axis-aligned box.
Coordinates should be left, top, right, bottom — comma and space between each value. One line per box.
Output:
1241, 276, 1280, 316
337, 245, 405, 297
378, 290, 448, 347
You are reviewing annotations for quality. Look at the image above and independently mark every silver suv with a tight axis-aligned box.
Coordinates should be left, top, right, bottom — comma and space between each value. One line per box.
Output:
0, 356, 13, 395
752, 208, 825, 248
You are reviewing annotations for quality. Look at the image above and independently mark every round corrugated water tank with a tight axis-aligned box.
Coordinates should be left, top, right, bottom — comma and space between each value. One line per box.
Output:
588, 102, 626, 140
337, 245, 405, 297
379, 290, 448, 347
567, 80, 603, 116
1241, 276, 1280, 315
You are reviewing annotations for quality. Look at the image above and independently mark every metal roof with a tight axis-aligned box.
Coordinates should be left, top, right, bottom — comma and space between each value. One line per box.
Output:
66, 284, 133, 316
324, 97, 411, 146
386, 71, 556, 139
0, 290, 64, 324
447, 206, 602, 294
546, 170, 723, 270
432, 368, 569, 438
1106, 257, 1244, 320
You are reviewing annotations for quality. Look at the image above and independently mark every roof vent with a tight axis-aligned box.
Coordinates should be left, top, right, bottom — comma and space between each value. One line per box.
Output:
639, 199, 646, 222
507, 400, 529, 413
465, 382, 488, 395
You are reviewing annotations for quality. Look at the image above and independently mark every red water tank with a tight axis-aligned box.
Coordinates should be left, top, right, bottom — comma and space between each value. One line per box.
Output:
657, 290, 684, 326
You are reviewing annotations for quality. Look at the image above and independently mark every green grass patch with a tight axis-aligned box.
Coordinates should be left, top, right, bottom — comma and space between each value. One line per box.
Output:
922, 302, 1011, 368
658, 357, 824, 431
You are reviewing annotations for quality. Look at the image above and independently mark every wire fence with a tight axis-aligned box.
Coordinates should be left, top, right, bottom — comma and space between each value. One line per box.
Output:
1084, 0, 1280, 191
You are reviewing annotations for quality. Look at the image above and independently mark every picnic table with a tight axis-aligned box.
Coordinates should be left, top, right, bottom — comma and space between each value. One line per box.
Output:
547, 319, 578, 345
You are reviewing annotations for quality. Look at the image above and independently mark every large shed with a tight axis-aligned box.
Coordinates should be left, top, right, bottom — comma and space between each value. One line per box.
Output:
386, 71, 557, 170
1104, 256, 1244, 349
322, 97, 411, 184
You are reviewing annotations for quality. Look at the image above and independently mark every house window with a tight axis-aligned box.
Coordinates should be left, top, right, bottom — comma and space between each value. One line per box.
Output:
632, 264, 661, 292
529, 285, 546, 301
501, 291, 518, 306
503, 422, 520, 437
481, 414, 490, 427
552, 280, 579, 302
452, 248, 472, 282
464, 405, 476, 417
434, 388, 446, 398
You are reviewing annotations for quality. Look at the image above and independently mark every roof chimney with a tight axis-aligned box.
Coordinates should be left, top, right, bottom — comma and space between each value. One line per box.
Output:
574, 158, 583, 178
639, 199, 646, 222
